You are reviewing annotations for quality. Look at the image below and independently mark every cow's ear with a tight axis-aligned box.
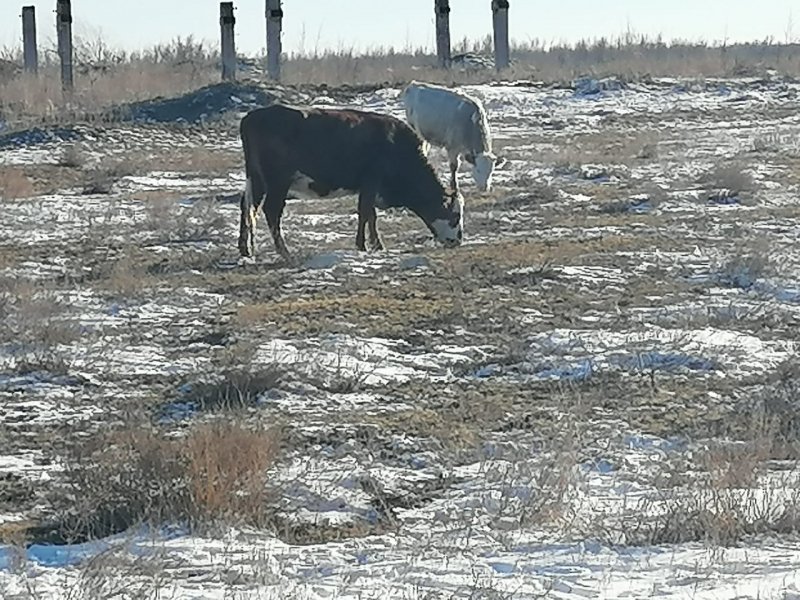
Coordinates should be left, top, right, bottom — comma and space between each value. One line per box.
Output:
463, 153, 476, 165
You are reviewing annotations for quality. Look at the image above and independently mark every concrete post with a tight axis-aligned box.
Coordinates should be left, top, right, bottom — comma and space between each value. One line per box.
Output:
434, 0, 451, 69
56, 0, 74, 92
22, 6, 38, 75
220, 2, 236, 81
266, 0, 282, 81
491, 0, 510, 71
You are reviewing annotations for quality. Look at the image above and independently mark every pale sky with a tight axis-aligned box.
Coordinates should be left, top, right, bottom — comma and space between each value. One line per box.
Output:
0, 1, 797, 56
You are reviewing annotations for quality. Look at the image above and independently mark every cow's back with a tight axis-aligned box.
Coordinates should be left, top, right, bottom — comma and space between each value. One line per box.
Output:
403, 82, 490, 154
241, 104, 426, 192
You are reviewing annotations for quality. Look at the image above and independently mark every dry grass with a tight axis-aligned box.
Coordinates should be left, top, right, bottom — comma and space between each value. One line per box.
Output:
0, 166, 35, 199
715, 241, 773, 289
534, 130, 663, 167
53, 419, 281, 542
180, 366, 285, 412
280, 37, 800, 86
0, 278, 81, 373
184, 421, 281, 523
1, 35, 799, 127
151, 146, 240, 174
138, 196, 227, 244
0, 37, 218, 125
237, 289, 455, 335
89, 249, 157, 298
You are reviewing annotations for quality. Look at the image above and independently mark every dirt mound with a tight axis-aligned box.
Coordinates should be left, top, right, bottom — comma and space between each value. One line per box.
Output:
0, 126, 82, 150
110, 81, 280, 124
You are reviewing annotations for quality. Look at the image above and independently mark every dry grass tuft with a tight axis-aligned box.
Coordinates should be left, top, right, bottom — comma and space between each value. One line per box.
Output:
54, 419, 281, 542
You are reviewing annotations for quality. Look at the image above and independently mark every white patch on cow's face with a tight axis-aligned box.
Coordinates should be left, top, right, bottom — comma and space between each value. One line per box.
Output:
472, 153, 496, 192
431, 193, 464, 248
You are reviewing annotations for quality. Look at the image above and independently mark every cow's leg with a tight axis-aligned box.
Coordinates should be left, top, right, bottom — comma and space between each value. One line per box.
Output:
366, 204, 384, 251
238, 175, 265, 258
448, 151, 461, 192
262, 178, 291, 259
356, 187, 377, 251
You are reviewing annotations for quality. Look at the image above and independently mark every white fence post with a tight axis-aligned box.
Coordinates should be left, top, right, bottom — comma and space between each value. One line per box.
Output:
220, 2, 237, 81
22, 6, 38, 75
266, 0, 282, 81
491, 0, 510, 71
435, 0, 451, 69
56, 0, 74, 92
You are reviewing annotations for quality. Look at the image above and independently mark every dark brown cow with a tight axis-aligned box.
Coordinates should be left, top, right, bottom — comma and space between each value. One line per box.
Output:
237, 104, 464, 259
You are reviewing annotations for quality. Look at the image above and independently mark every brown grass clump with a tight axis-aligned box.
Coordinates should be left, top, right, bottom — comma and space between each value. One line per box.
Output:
184, 422, 280, 521
0, 166, 35, 199
55, 419, 281, 542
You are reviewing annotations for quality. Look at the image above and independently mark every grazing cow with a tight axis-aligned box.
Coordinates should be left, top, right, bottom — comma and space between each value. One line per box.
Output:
238, 104, 465, 259
401, 81, 505, 192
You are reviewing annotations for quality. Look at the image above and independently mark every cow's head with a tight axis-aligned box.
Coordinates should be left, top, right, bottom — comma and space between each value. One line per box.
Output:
429, 188, 464, 248
465, 152, 508, 192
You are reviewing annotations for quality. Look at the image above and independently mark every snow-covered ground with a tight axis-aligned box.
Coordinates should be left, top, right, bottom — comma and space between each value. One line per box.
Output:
2, 76, 800, 598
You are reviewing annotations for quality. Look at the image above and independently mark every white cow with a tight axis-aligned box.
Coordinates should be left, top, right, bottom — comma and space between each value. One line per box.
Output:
400, 81, 505, 192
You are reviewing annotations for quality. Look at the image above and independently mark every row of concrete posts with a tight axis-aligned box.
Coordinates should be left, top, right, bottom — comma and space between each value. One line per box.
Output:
18, 1, 511, 90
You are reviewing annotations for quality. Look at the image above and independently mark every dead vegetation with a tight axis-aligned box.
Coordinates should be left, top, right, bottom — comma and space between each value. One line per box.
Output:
698, 161, 757, 199
0, 166, 35, 199
0, 278, 81, 374
2, 35, 799, 127
33, 419, 282, 544
237, 289, 456, 336
0, 37, 218, 126
178, 366, 285, 413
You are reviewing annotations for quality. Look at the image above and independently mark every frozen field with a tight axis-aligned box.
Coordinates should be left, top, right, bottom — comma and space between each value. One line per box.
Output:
1, 76, 800, 598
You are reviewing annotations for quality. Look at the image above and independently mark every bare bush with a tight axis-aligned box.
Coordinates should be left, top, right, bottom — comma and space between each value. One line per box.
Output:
57, 143, 88, 168
698, 162, 757, 200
